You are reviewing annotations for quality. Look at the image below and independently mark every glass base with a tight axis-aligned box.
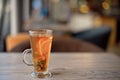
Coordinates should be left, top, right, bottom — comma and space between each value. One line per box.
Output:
31, 71, 52, 78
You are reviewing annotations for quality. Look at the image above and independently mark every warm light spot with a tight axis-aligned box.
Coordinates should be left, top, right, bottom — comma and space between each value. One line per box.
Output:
102, 2, 110, 10
79, 5, 89, 14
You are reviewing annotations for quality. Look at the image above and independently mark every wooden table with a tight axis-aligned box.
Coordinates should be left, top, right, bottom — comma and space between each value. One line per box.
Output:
0, 53, 120, 80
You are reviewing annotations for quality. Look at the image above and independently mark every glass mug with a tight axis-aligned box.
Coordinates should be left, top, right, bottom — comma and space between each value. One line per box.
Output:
23, 29, 53, 78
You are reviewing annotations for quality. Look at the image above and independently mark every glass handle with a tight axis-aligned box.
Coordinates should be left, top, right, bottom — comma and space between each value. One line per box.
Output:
23, 49, 33, 66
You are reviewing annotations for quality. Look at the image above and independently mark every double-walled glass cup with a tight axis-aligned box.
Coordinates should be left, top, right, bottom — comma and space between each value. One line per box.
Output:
23, 29, 53, 78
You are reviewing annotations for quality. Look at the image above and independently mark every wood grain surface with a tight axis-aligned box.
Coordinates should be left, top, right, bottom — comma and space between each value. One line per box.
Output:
0, 53, 120, 80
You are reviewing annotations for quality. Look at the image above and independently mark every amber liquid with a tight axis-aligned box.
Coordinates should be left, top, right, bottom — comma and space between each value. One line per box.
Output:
30, 35, 52, 72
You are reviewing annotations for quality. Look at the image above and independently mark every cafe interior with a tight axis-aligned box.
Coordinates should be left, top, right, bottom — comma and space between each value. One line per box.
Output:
1, 0, 120, 79
0, 0, 120, 54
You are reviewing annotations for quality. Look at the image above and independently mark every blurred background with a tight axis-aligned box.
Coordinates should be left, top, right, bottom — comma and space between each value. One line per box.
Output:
0, 0, 120, 53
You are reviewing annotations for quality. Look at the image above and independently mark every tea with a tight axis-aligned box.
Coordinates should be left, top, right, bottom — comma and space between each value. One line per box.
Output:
30, 35, 53, 72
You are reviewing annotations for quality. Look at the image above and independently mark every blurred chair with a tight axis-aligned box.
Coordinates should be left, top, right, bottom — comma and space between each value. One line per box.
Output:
51, 36, 104, 52
9, 36, 104, 52
117, 17, 120, 43
71, 26, 111, 50
6, 33, 29, 52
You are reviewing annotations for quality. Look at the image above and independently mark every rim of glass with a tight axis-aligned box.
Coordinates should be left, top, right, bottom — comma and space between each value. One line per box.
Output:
29, 29, 53, 34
